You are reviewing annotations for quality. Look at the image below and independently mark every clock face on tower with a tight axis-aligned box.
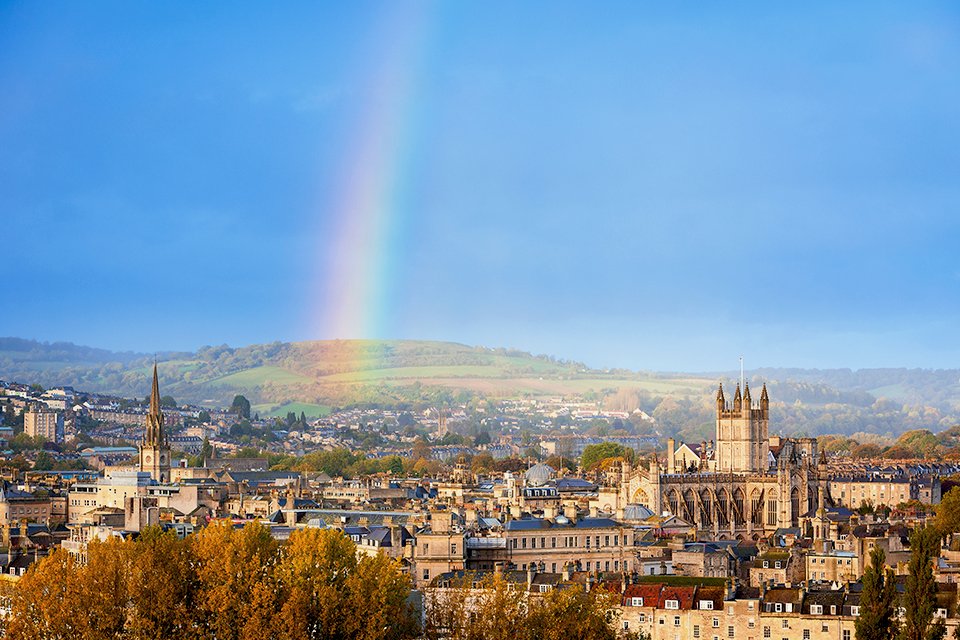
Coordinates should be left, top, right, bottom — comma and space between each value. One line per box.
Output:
145, 454, 152, 464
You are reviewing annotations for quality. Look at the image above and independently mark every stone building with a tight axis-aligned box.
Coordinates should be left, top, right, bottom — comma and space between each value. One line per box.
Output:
24, 405, 62, 442
138, 365, 171, 483
608, 383, 823, 541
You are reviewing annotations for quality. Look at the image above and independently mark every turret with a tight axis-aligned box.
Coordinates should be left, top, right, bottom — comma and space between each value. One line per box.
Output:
733, 383, 742, 412
716, 383, 726, 412
743, 382, 751, 408
760, 383, 769, 414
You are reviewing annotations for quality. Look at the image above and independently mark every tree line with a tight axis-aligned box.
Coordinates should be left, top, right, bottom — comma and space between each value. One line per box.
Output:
1, 521, 628, 640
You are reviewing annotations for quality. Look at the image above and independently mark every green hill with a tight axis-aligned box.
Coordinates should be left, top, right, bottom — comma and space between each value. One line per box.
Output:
0, 338, 711, 409
1, 338, 958, 438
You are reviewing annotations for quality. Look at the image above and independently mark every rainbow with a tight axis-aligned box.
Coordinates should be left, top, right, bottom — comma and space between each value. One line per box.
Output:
313, 4, 434, 346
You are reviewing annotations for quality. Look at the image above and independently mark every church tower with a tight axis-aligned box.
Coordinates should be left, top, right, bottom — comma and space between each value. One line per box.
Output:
715, 381, 770, 473
139, 364, 171, 482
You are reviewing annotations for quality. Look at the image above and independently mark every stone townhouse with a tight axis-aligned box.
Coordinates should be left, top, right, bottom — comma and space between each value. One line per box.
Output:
748, 548, 803, 587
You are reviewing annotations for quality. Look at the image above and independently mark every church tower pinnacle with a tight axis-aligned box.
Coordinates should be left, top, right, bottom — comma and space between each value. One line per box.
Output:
716, 375, 770, 473
139, 364, 171, 482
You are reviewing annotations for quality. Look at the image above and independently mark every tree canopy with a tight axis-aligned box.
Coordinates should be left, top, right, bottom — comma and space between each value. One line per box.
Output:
230, 394, 251, 419
581, 441, 635, 470
4, 523, 417, 640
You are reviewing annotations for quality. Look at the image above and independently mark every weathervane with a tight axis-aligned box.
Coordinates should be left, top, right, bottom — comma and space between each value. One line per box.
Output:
739, 355, 744, 393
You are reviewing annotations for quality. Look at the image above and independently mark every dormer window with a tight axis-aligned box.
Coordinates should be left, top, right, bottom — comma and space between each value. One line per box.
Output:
665, 599, 679, 610
700, 600, 714, 610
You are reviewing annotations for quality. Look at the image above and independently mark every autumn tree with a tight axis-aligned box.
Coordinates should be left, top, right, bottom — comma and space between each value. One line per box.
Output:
424, 574, 525, 640
527, 584, 625, 640
423, 574, 638, 640
193, 520, 281, 640
935, 488, 960, 536
276, 526, 357, 639
5, 549, 85, 640
77, 536, 135, 638
343, 553, 419, 640
126, 526, 199, 640
5, 521, 419, 640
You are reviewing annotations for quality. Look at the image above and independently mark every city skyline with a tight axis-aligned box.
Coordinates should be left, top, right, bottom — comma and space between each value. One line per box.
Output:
3, 3, 959, 371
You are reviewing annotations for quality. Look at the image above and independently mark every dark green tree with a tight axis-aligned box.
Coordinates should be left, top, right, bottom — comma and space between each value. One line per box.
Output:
32, 451, 55, 471
160, 395, 177, 408
899, 525, 946, 640
856, 545, 898, 640
230, 395, 251, 420
199, 437, 214, 463
388, 456, 404, 475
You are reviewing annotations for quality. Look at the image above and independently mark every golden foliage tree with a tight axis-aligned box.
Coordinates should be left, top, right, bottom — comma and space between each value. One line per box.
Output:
4, 521, 419, 640
193, 520, 281, 640
5, 549, 85, 640
126, 526, 199, 640
424, 573, 633, 640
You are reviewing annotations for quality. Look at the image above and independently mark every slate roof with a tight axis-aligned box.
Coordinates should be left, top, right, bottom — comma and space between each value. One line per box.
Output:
504, 516, 621, 531
801, 589, 846, 614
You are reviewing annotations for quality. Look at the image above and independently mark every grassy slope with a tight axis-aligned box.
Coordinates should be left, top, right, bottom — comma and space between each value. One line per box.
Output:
0, 338, 714, 406
5, 339, 957, 420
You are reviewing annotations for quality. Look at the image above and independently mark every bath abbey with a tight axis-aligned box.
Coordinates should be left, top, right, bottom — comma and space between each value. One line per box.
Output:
602, 381, 823, 540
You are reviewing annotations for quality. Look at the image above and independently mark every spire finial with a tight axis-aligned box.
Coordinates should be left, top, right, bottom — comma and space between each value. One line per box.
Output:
739, 356, 744, 396
150, 363, 161, 417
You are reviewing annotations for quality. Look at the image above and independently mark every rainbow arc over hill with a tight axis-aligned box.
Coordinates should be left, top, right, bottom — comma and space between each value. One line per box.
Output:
313, 4, 434, 365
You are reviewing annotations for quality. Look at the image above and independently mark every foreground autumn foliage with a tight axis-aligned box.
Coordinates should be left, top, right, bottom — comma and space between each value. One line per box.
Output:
2, 522, 418, 640
0, 521, 635, 640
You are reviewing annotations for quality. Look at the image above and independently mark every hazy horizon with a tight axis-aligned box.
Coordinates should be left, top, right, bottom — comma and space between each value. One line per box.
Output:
4, 3, 959, 371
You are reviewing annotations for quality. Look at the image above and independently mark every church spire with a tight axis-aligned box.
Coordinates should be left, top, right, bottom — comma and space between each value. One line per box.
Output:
149, 363, 161, 418
733, 383, 742, 411
144, 364, 165, 447
716, 383, 726, 412
743, 381, 751, 406
140, 364, 171, 483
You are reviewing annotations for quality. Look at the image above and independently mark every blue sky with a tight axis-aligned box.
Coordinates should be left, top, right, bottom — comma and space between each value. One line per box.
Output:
2, 2, 959, 371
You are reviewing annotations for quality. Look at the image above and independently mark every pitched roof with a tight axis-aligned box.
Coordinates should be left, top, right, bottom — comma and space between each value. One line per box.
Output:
659, 585, 696, 609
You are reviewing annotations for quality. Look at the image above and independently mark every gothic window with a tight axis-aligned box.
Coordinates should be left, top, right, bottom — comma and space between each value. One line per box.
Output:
733, 488, 745, 525
790, 488, 800, 527
751, 488, 764, 526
